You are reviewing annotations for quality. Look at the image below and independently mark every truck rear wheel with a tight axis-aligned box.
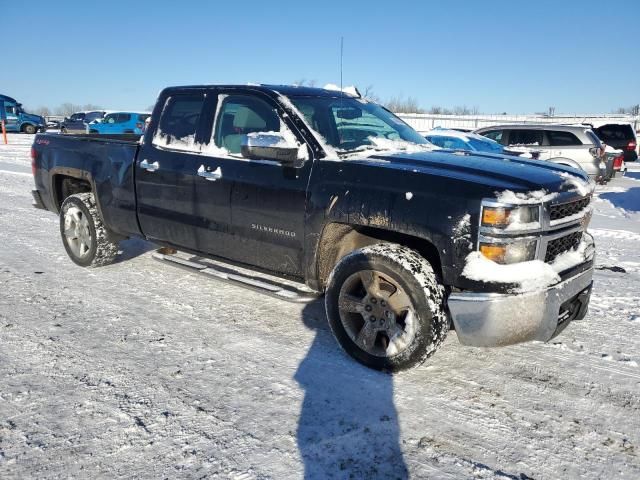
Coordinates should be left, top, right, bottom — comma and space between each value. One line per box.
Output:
60, 192, 119, 267
325, 243, 448, 372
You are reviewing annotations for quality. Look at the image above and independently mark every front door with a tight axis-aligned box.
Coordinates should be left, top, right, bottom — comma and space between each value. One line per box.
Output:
200, 91, 312, 277
4, 103, 19, 131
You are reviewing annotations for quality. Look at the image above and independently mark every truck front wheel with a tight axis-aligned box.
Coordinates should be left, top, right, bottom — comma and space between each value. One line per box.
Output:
325, 243, 448, 372
22, 124, 37, 134
59, 192, 119, 267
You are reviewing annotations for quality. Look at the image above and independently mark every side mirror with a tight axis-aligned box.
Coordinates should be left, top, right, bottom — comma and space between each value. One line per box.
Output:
241, 132, 301, 165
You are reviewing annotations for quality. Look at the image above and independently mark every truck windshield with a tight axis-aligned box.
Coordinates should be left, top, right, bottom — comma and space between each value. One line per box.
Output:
287, 95, 430, 156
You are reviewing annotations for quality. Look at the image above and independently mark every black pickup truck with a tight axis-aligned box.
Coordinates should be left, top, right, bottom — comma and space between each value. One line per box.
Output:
31, 84, 595, 371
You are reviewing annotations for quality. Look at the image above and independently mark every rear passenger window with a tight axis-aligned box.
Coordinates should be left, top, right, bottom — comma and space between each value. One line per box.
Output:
548, 130, 582, 146
595, 124, 634, 142
84, 112, 102, 122
117, 114, 131, 123
482, 130, 504, 144
213, 95, 281, 154
437, 136, 468, 150
509, 130, 543, 146
154, 94, 205, 150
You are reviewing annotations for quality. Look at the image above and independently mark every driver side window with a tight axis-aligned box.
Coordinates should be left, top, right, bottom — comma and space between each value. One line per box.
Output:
213, 95, 281, 155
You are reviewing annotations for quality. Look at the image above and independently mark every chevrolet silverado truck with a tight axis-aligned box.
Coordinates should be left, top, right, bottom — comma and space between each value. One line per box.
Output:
30, 84, 595, 371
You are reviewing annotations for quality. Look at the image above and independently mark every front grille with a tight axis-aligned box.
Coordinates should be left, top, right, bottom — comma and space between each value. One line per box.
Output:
549, 197, 590, 222
545, 231, 582, 262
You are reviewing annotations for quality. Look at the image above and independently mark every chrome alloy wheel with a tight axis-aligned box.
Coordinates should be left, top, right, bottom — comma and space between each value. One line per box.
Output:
337, 270, 416, 357
63, 206, 92, 258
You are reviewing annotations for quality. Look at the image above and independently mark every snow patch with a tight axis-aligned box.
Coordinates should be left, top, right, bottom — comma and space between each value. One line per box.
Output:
559, 171, 596, 196
323, 84, 359, 96
496, 189, 558, 204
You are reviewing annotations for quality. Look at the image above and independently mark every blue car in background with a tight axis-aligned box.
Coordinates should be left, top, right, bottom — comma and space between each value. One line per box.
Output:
425, 128, 505, 154
88, 111, 151, 135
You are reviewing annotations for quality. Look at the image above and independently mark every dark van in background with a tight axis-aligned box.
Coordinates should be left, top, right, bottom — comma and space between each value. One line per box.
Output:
594, 123, 638, 162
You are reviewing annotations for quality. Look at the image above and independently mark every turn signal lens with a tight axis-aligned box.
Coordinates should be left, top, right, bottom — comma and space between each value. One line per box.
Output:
482, 207, 510, 226
479, 244, 507, 263
479, 240, 537, 264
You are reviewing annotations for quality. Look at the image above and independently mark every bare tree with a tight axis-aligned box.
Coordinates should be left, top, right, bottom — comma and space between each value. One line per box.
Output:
35, 106, 51, 117
384, 96, 424, 113
453, 105, 471, 115
614, 104, 640, 115
293, 78, 318, 87
362, 85, 380, 103
55, 103, 83, 116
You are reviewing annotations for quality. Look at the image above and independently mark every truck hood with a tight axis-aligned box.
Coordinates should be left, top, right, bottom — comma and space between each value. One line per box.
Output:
22, 113, 45, 125
358, 149, 589, 195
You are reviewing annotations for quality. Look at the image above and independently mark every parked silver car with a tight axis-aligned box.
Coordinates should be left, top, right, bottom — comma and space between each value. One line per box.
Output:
475, 124, 606, 179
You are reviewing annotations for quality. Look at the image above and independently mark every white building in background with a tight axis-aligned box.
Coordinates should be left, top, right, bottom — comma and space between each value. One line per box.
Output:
396, 113, 640, 133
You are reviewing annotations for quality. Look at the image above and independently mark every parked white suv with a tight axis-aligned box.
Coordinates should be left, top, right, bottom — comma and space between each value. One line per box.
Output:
475, 124, 606, 179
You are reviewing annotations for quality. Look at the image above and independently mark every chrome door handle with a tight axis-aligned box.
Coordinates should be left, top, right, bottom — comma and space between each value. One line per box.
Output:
197, 165, 222, 181
140, 160, 160, 172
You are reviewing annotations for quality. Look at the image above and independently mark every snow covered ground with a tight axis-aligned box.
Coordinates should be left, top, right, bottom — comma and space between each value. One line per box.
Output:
1, 133, 639, 479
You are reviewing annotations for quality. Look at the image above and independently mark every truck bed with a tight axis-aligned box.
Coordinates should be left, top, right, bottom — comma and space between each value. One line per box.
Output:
32, 132, 143, 238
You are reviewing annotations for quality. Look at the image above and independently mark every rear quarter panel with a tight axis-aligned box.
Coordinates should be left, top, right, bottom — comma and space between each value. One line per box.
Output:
33, 133, 142, 237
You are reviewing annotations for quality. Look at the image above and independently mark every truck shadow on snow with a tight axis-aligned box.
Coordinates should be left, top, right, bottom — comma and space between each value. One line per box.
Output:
295, 299, 408, 479
113, 238, 156, 263
599, 186, 640, 213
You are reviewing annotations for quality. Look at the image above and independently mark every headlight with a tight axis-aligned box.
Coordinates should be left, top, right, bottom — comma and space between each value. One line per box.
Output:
479, 239, 537, 264
481, 205, 540, 229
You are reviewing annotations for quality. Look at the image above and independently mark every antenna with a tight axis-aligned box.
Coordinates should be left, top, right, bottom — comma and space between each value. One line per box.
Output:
340, 36, 344, 95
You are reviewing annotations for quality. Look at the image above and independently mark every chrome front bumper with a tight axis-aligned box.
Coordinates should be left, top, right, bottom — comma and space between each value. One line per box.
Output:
448, 267, 593, 347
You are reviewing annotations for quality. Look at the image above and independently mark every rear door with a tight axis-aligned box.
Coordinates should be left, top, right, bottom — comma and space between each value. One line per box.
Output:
547, 129, 584, 159
136, 91, 230, 251
200, 89, 312, 277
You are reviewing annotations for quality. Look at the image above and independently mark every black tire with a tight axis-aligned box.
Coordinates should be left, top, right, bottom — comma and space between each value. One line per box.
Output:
61, 127, 67, 134
325, 243, 448, 372
22, 124, 36, 134
59, 192, 119, 267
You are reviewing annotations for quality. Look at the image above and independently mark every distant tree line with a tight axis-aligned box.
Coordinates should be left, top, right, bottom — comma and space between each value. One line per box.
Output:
29, 103, 104, 117
614, 104, 640, 115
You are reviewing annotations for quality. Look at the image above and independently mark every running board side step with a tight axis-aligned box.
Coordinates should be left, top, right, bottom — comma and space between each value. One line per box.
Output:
152, 250, 320, 303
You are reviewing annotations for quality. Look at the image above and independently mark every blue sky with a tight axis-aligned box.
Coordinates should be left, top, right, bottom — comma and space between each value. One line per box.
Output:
4, 0, 639, 114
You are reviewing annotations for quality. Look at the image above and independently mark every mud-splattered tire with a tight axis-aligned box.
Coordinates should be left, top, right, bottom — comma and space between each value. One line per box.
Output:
325, 243, 448, 372
60, 192, 119, 267
22, 124, 37, 134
